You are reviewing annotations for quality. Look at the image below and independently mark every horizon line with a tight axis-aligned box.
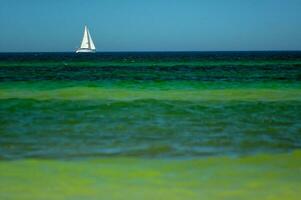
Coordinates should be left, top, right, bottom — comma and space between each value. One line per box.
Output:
1, 50, 301, 53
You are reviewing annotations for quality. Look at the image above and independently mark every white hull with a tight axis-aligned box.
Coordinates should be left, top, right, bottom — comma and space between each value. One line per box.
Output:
76, 49, 96, 53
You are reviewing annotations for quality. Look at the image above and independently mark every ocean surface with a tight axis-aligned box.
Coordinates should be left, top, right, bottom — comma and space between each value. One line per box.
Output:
0, 51, 301, 199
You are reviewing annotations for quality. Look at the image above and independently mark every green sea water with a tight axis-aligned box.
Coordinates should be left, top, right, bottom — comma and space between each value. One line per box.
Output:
0, 52, 301, 199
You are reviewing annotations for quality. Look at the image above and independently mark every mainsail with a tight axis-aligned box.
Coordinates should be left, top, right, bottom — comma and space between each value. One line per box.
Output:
76, 26, 96, 53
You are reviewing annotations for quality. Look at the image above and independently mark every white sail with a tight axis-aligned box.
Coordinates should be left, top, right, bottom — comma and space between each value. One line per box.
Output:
80, 26, 89, 49
76, 25, 96, 53
88, 29, 96, 50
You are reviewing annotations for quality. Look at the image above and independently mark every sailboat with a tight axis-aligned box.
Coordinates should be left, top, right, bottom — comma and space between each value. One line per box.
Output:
76, 25, 96, 53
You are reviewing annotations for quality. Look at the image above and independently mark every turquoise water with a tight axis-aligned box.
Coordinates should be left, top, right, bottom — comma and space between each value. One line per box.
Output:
1, 99, 301, 159
0, 52, 301, 199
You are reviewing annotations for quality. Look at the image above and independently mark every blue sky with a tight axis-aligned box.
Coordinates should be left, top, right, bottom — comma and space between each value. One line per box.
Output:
0, 0, 300, 52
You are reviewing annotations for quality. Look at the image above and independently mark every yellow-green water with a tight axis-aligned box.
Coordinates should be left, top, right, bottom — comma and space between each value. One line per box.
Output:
1, 151, 301, 200
1, 87, 301, 101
